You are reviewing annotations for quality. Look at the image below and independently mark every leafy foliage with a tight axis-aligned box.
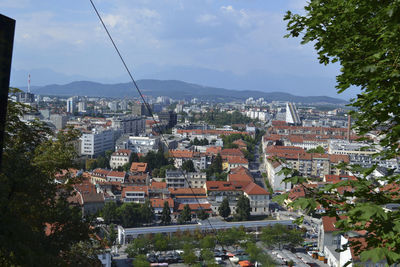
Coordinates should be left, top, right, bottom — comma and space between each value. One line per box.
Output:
160, 201, 172, 225
282, 1, 400, 263
306, 146, 325, 154
236, 195, 251, 221
178, 204, 192, 224
218, 198, 231, 219
196, 209, 210, 221
0, 90, 95, 265
261, 224, 303, 250
195, 110, 254, 127
182, 159, 196, 173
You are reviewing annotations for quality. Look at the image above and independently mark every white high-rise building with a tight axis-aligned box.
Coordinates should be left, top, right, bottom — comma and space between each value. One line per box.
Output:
78, 101, 87, 113
67, 97, 75, 113
286, 102, 301, 125
80, 128, 115, 157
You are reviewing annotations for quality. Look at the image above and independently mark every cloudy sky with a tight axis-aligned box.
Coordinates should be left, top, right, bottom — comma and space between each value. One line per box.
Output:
2, 0, 358, 99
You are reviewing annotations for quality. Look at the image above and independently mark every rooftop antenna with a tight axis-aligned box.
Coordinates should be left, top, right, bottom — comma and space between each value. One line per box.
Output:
28, 73, 31, 93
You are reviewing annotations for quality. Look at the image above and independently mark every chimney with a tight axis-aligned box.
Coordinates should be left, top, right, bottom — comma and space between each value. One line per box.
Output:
347, 115, 351, 141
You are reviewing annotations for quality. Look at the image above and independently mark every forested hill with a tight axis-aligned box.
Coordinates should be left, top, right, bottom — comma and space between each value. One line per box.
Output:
31, 79, 347, 104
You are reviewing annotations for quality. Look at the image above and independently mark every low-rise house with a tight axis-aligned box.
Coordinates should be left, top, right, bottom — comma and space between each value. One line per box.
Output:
91, 168, 110, 184
228, 166, 253, 183
242, 182, 270, 215
169, 150, 194, 169
165, 170, 207, 188
71, 182, 105, 216
130, 162, 148, 174
110, 149, 132, 169
222, 156, 249, 171
233, 139, 247, 150
106, 171, 126, 183
150, 198, 174, 217
121, 186, 148, 203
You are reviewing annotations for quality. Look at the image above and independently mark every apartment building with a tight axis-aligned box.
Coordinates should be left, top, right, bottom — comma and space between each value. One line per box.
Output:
109, 149, 132, 169
81, 128, 115, 157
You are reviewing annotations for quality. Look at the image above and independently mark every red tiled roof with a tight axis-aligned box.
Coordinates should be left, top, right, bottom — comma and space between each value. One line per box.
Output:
168, 188, 206, 196
228, 167, 253, 183
73, 183, 104, 203
206, 146, 222, 155
233, 139, 247, 147
205, 181, 250, 191
92, 168, 110, 176
271, 120, 288, 126
225, 156, 248, 164
324, 175, 357, 183
150, 181, 167, 189
322, 216, 346, 232
243, 182, 269, 195
169, 150, 194, 158
221, 148, 244, 157
150, 198, 173, 208
107, 171, 126, 178
130, 162, 148, 172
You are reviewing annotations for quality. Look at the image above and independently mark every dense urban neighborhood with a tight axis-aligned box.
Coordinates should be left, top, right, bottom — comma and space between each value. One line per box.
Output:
7, 88, 398, 267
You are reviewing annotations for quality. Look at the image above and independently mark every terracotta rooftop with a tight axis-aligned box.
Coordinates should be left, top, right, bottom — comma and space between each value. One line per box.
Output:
92, 168, 110, 176
205, 181, 250, 191
107, 171, 126, 178
225, 156, 249, 164
150, 181, 167, 189
168, 188, 206, 196
324, 175, 357, 183
130, 162, 148, 173
169, 150, 194, 158
243, 182, 269, 195
150, 198, 174, 208
221, 148, 245, 157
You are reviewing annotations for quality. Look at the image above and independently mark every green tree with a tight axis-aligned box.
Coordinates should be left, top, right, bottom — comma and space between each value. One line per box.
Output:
117, 203, 140, 227
106, 223, 117, 247
154, 233, 168, 251
282, 1, 400, 264
182, 244, 197, 266
179, 204, 192, 224
261, 224, 303, 250
126, 237, 151, 257
131, 254, 150, 267
160, 201, 172, 225
218, 198, 231, 219
0, 92, 95, 265
236, 195, 251, 221
306, 146, 325, 154
200, 235, 215, 249
182, 160, 196, 172
85, 158, 97, 170
196, 209, 209, 221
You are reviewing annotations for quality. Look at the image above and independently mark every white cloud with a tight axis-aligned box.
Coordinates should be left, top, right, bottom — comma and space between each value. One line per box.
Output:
220, 5, 234, 13
196, 14, 218, 26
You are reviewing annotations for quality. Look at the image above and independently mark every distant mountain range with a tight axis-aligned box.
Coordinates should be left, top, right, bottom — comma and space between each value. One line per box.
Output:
29, 79, 347, 104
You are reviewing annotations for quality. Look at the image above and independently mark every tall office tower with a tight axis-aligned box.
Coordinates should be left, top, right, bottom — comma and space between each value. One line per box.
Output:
286, 102, 301, 125
132, 102, 150, 116
67, 97, 75, 114
78, 100, 87, 113
158, 111, 177, 128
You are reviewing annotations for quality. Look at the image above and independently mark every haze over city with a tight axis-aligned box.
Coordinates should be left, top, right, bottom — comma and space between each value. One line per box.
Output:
3, 0, 360, 99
